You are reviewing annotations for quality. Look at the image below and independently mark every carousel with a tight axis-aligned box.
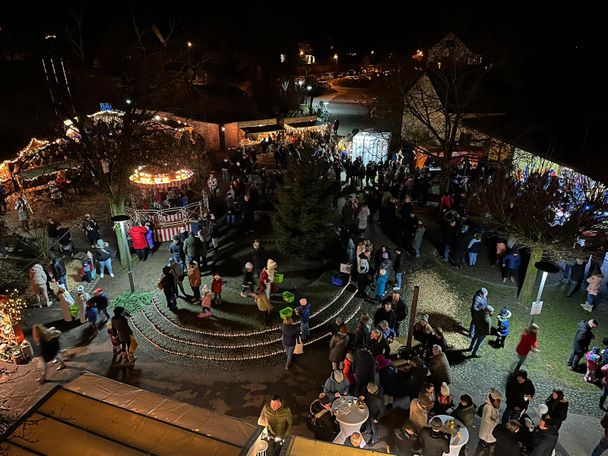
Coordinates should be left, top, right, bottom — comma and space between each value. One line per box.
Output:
126, 166, 207, 242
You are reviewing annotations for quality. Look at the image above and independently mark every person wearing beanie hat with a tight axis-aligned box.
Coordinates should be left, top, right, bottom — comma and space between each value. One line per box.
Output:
494, 307, 511, 349
477, 388, 503, 450
418, 416, 450, 456
75, 285, 91, 324
323, 370, 349, 399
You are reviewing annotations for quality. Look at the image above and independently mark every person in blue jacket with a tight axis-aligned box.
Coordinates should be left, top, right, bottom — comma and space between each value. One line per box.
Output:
502, 249, 521, 284
374, 268, 389, 303
494, 306, 512, 348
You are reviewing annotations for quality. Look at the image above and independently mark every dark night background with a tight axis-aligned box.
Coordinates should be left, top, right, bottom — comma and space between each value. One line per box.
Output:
2, 2, 607, 176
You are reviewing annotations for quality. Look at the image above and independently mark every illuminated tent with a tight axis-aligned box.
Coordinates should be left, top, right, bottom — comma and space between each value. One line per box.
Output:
129, 166, 194, 191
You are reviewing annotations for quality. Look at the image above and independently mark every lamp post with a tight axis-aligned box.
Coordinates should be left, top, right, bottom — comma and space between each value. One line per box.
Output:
333, 53, 338, 72
529, 261, 560, 324
111, 215, 135, 292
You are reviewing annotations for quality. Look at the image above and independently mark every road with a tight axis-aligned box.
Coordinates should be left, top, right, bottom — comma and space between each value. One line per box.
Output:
318, 86, 383, 136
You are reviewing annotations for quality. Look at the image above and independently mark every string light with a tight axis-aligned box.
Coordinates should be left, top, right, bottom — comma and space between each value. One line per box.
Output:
0, 289, 27, 362
130, 285, 360, 362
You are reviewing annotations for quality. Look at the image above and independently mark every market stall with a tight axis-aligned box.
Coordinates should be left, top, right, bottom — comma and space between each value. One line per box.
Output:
238, 119, 283, 146
127, 166, 207, 242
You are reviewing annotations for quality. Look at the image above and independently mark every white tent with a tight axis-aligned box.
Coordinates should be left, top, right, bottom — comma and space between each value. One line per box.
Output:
352, 130, 391, 165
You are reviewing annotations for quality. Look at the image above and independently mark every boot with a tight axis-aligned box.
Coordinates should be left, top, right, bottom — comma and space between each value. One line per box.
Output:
127, 352, 136, 365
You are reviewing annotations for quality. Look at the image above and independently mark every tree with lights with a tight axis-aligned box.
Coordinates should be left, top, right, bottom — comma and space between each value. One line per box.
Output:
0, 291, 26, 363
467, 164, 607, 306
272, 148, 337, 259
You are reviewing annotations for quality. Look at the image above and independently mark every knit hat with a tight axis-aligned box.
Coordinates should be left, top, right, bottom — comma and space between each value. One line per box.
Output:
498, 306, 512, 319
431, 417, 443, 432
440, 382, 450, 396
537, 404, 549, 416
76, 285, 85, 294
367, 382, 379, 394
94, 288, 103, 294
481, 287, 488, 296
420, 314, 429, 322
333, 370, 344, 383
95, 239, 106, 248
489, 388, 502, 400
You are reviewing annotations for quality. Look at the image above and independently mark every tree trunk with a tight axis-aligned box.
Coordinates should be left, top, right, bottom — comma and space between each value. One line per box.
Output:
518, 245, 543, 306
109, 195, 131, 268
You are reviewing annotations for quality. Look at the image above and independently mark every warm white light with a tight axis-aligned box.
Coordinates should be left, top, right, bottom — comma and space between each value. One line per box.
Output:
221, 126, 226, 132
187, 41, 193, 48
306, 85, 312, 91
371, 50, 375, 55
125, 99, 132, 104
154, 115, 161, 121
333, 54, 338, 60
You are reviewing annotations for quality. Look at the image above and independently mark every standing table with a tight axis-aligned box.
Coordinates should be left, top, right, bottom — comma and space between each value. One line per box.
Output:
431, 415, 469, 456
330, 396, 369, 444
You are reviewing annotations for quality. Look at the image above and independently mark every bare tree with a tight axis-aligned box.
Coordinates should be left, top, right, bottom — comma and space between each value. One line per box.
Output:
467, 163, 607, 305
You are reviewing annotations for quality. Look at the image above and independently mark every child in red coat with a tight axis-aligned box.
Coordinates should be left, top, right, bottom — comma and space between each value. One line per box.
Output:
197, 285, 212, 318
211, 272, 225, 306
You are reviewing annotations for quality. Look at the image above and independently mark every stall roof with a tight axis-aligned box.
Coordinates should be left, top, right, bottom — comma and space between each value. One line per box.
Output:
1, 372, 255, 456
284, 120, 327, 129
18, 160, 81, 181
240, 125, 283, 134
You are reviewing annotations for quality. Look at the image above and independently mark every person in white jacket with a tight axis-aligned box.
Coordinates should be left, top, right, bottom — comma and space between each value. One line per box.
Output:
75, 285, 91, 324
56, 283, 75, 322
29, 264, 49, 307
476, 388, 503, 455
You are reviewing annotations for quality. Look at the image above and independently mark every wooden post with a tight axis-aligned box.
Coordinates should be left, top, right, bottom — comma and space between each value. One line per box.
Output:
406, 286, 420, 348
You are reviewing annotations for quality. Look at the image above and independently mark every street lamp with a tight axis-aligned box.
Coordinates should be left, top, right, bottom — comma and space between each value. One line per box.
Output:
306, 85, 312, 92
111, 215, 135, 292
125, 98, 132, 105
529, 261, 560, 324
333, 53, 338, 71
187, 41, 193, 48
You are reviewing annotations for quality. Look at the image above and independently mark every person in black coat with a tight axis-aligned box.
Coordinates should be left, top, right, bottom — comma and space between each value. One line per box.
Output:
251, 239, 267, 276
384, 291, 407, 336
368, 328, 390, 358
492, 420, 523, 456
352, 347, 376, 396
502, 370, 535, 423
364, 383, 385, 445
527, 417, 559, 456
374, 301, 397, 330
565, 258, 586, 297
453, 228, 472, 268
545, 390, 568, 430
567, 319, 599, 370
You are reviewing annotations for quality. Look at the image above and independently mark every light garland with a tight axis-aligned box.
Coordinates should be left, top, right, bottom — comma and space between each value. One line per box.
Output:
0, 290, 27, 362
131, 285, 360, 363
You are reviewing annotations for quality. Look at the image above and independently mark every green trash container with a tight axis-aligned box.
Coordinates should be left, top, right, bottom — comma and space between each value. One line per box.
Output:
273, 273, 284, 284
279, 306, 294, 319
282, 291, 295, 303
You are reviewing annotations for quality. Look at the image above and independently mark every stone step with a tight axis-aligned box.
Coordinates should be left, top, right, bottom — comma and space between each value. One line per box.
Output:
130, 286, 362, 368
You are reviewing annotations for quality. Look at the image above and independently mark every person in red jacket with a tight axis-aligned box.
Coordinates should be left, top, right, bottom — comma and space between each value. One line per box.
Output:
211, 272, 225, 306
343, 352, 356, 393
129, 222, 149, 262
514, 323, 540, 372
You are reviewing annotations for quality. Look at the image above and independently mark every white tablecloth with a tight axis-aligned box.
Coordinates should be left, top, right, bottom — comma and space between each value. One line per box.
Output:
330, 396, 369, 444
431, 415, 469, 456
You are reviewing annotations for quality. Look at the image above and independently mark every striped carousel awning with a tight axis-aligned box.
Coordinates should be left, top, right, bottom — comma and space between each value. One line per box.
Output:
129, 166, 194, 191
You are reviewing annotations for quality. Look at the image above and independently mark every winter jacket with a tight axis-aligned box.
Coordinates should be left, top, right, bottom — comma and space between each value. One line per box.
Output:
343, 358, 355, 384
497, 319, 510, 337
412, 226, 425, 250
323, 375, 349, 397
329, 333, 350, 362
358, 254, 370, 274
129, 226, 148, 250
51, 258, 66, 279
516, 332, 539, 356
587, 274, 603, 295
369, 336, 391, 358
29, 264, 47, 286
358, 206, 370, 230
427, 352, 452, 385
503, 253, 521, 270
295, 304, 311, 324
58, 291, 74, 322
472, 309, 492, 336
570, 263, 585, 281
471, 292, 488, 314
94, 246, 112, 262
455, 233, 472, 254
393, 253, 404, 273
258, 404, 292, 437
468, 238, 481, 253
211, 278, 223, 294
169, 240, 184, 260
545, 396, 568, 430
572, 320, 596, 353
451, 403, 476, 430
352, 348, 376, 395
187, 263, 201, 287
111, 315, 133, 343
252, 246, 267, 273
418, 428, 450, 456
374, 307, 397, 329
281, 323, 300, 347
505, 376, 535, 410
375, 273, 388, 297
528, 426, 559, 456
492, 424, 523, 456
391, 298, 408, 322
183, 234, 203, 258
255, 293, 272, 312
366, 388, 386, 421
170, 262, 184, 284
89, 293, 109, 310
408, 398, 429, 433
479, 397, 500, 443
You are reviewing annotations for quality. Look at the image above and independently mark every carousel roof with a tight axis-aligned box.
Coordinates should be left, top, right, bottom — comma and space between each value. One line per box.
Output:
129, 165, 194, 189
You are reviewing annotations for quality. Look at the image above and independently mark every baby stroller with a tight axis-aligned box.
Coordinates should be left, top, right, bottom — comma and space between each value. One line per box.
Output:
306, 395, 339, 442
56, 227, 73, 258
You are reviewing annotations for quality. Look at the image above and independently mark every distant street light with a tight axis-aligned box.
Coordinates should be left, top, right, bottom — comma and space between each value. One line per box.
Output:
371, 50, 375, 55
125, 99, 132, 105
333, 53, 339, 71
306, 85, 312, 91
187, 41, 193, 48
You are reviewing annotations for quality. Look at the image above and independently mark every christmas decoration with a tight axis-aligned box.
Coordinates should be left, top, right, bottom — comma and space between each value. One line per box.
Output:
0, 290, 27, 362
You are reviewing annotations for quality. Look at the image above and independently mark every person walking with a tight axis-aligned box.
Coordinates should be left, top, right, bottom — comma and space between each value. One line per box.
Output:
257, 395, 293, 438
476, 388, 503, 456
411, 220, 425, 258
567, 318, 598, 371
89, 287, 110, 323
252, 239, 267, 277
583, 271, 604, 312
468, 233, 482, 266
29, 263, 50, 308
281, 317, 300, 370
565, 258, 586, 297
159, 266, 178, 311
129, 222, 149, 262
32, 324, 65, 383
502, 249, 521, 284
469, 288, 489, 338
49, 255, 67, 289
294, 298, 311, 340
111, 306, 134, 364
468, 305, 493, 358
169, 235, 185, 267
514, 324, 540, 371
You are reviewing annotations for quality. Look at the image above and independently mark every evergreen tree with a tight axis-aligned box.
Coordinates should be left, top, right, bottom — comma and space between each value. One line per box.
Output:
272, 148, 337, 258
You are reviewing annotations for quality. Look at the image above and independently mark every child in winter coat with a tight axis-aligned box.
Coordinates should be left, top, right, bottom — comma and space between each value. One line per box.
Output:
585, 346, 601, 382
241, 262, 255, 297
197, 285, 212, 318
211, 272, 225, 306
495, 306, 512, 348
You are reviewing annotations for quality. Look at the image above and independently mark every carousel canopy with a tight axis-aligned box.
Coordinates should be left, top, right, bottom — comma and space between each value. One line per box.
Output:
129, 165, 194, 190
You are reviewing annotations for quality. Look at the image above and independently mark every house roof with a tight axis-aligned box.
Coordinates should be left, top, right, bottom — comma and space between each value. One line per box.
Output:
464, 113, 608, 184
